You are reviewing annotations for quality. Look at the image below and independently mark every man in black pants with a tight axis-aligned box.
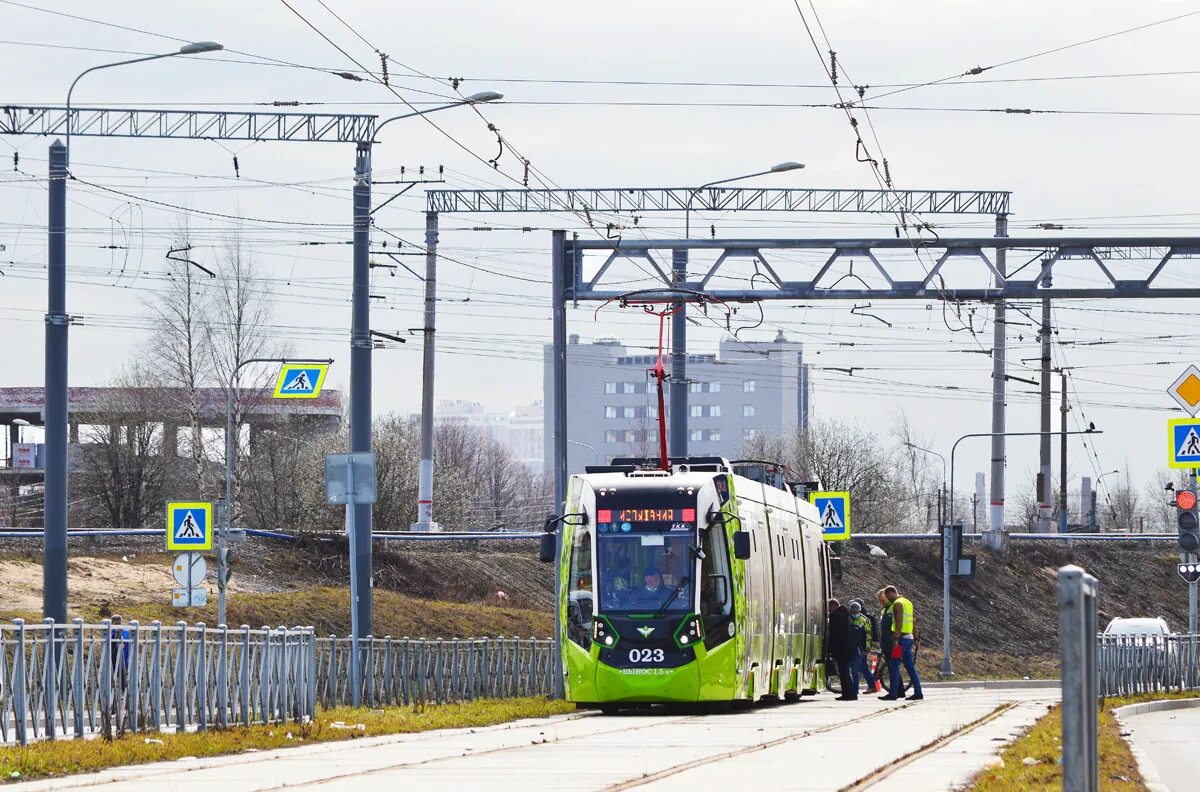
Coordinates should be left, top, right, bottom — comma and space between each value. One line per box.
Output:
827, 599, 856, 700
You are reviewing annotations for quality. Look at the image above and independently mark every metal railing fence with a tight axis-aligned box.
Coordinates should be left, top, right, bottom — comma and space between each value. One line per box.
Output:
2, 621, 556, 746
1, 619, 316, 746
314, 636, 556, 708
1098, 632, 1200, 697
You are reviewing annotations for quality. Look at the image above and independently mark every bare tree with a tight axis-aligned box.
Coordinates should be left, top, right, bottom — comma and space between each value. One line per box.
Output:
75, 365, 179, 531
741, 417, 905, 532
206, 231, 287, 524
890, 410, 939, 530
1104, 468, 1143, 532
1140, 468, 1180, 533
141, 218, 215, 494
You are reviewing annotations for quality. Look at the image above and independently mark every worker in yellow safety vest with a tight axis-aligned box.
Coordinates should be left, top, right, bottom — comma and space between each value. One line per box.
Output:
879, 585, 923, 701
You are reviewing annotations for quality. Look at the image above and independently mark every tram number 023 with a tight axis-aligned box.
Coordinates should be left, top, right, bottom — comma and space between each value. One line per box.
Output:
628, 648, 665, 663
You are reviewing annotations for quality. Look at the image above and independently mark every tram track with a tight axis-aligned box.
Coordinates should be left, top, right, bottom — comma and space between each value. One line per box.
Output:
603, 702, 913, 791
837, 701, 1017, 792
288, 708, 719, 789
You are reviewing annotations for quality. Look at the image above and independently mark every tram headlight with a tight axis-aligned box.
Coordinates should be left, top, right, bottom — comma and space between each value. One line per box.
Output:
593, 615, 618, 648
674, 615, 704, 649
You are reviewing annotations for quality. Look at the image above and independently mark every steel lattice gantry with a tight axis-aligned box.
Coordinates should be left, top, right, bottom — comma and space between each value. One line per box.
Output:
0, 105, 376, 143
423, 187, 1017, 528
0, 104, 381, 639
563, 237, 1200, 301
426, 186, 1010, 215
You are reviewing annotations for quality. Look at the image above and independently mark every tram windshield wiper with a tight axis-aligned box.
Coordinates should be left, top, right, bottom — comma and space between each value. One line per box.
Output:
652, 576, 691, 619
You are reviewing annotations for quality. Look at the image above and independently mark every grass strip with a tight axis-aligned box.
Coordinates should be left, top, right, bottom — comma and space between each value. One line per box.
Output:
968, 691, 1200, 791
0, 697, 574, 783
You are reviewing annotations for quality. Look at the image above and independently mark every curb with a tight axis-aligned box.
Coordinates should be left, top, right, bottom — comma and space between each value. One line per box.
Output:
1113, 697, 1200, 792
923, 679, 1060, 690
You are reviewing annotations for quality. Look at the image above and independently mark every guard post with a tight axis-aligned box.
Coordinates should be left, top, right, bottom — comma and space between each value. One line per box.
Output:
1059, 564, 1099, 792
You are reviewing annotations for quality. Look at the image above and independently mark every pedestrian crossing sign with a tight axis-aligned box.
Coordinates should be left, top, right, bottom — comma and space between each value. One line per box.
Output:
808, 491, 851, 541
166, 501, 212, 551
273, 362, 329, 399
1168, 418, 1200, 469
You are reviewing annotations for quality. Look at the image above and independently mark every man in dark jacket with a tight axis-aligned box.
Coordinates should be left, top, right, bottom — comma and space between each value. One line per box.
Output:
826, 599, 856, 700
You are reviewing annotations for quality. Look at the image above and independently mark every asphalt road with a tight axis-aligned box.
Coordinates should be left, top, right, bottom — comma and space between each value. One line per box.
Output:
1123, 706, 1200, 792
17, 687, 1058, 792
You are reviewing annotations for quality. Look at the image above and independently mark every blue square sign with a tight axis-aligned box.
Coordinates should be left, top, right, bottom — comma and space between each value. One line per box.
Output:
166, 501, 212, 551
808, 491, 851, 541
1169, 419, 1200, 469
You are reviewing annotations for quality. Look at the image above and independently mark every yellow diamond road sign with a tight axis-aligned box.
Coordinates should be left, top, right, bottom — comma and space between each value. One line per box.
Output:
1169, 365, 1200, 416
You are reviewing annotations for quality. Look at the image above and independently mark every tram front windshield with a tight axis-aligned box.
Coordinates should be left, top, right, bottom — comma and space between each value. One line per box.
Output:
594, 494, 697, 614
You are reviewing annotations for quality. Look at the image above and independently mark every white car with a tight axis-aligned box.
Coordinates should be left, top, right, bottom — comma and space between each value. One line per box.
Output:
1103, 617, 1172, 639
1103, 617, 1179, 686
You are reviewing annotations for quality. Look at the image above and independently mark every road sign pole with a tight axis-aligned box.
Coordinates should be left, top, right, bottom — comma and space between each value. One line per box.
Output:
344, 457, 362, 707
1190, 564, 1197, 636
941, 526, 953, 677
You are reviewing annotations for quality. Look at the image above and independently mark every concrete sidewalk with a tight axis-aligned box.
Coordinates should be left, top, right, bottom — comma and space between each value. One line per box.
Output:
15, 687, 1059, 791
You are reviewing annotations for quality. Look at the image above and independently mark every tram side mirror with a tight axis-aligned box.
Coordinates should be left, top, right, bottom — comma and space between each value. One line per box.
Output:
733, 531, 751, 560
706, 574, 729, 608
830, 556, 843, 582
538, 518, 557, 563
538, 533, 556, 563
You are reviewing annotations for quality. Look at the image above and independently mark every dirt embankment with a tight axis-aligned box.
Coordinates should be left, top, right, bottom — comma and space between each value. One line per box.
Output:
1, 535, 1184, 668
0, 536, 553, 638
835, 538, 1186, 676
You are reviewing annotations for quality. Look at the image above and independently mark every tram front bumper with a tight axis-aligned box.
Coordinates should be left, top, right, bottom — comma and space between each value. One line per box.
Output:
593, 659, 702, 703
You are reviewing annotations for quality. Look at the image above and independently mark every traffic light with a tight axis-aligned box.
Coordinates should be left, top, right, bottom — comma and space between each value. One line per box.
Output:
1176, 489, 1199, 552
217, 547, 233, 588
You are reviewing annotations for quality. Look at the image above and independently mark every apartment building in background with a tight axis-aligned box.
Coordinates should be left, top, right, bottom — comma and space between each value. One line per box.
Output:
543, 332, 810, 474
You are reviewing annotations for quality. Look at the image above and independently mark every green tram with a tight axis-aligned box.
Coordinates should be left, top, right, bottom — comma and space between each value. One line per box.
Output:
543, 456, 836, 707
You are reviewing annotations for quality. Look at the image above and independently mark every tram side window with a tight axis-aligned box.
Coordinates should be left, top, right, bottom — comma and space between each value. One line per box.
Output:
700, 522, 733, 623
567, 529, 594, 648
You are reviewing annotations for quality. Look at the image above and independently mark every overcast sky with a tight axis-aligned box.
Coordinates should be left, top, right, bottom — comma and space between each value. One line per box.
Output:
2, 0, 1199, 522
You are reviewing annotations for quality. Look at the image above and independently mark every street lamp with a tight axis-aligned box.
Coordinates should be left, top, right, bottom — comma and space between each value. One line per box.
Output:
43, 42, 224, 623
938, 427, 1103, 678
1091, 469, 1120, 531
684, 161, 804, 237
568, 439, 600, 465
219, 357, 333, 627
902, 441, 947, 528
362, 92, 504, 535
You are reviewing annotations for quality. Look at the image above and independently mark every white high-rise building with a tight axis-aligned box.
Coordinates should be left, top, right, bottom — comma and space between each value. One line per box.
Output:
543, 332, 810, 474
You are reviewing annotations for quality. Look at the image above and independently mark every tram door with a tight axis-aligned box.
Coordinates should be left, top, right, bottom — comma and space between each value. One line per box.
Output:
738, 493, 774, 697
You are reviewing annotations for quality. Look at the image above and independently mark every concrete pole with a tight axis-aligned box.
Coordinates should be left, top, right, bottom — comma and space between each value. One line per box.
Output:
1039, 296, 1053, 532
987, 214, 1008, 551
669, 250, 688, 460
350, 143, 373, 637
43, 140, 68, 623
1059, 371, 1069, 533
412, 210, 440, 531
551, 231, 568, 511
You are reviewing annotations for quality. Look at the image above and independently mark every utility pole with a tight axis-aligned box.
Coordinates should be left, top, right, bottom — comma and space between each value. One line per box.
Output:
670, 250, 688, 459
43, 140, 68, 624
1059, 370, 1070, 532
412, 210, 440, 531
350, 143, 373, 636
987, 214, 1008, 550
1038, 294, 1053, 532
